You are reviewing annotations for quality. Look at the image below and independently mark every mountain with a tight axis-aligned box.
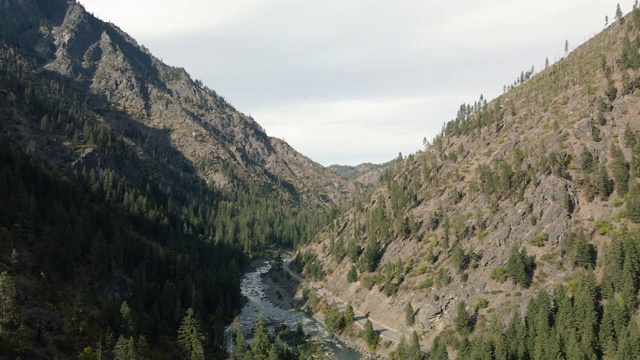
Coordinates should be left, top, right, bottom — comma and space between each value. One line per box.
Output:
0, 0, 358, 206
297, 9, 640, 358
329, 160, 395, 187
0, 0, 356, 358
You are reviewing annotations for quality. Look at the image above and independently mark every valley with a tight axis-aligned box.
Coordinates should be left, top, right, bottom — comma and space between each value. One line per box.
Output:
1, 1, 640, 359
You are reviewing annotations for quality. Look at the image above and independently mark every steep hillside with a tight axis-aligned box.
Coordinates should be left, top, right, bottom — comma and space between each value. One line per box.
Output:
298, 9, 640, 358
0, 0, 352, 358
0, 0, 358, 206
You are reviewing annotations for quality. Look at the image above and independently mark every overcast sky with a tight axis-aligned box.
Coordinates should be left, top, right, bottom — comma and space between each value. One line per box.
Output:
80, 0, 623, 166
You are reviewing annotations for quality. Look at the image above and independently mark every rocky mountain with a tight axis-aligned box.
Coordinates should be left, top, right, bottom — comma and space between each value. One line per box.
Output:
297, 9, 640, 357
0, 0, 359, 357
0, 0, 358, 206
329, 160, 395, 187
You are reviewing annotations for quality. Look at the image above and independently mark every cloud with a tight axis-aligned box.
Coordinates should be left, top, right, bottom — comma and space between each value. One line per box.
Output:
253, 94, 471, 165
79, 0, 618, 165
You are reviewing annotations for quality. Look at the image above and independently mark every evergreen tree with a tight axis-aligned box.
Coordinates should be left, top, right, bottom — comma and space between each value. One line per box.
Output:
405, 302, 415, 326
616, 3, 623, 22
627, 183, 640, 223
364, 319, 378, 350
610, 144, 629, 196
324, 303, 344, 333
120, 301, 135, 338
506, 246, 535, 288
396, 335, 408, 360
0, 272, 20, 342
581, 146, 595, 173
113, 336, 136, 360
597, 164, 614, 199
430, 336, 449, 360
251, 313, 271, 360
408, 331, 422, 360
232, 317, 249, 359
454, 301, 473, 336
177, 308, 205, 360
347, 265, 357, 283
344, 303, 355, 327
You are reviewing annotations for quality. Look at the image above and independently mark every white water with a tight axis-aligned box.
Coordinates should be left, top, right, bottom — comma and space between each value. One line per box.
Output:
225, 263, 362, 359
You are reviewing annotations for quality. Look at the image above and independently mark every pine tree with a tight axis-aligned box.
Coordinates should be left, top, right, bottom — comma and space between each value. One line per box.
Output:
610, 144, 630, 196
430, 336, 449, 360
251, 313, 271, 360
347, 265, 357, 282
616, 3, 624, 22
627, 183, 640, 223
408, 331, 422, 360
364, 319, 378, 350
113, 336, 136, 360
344, 303, 355, 327
120, 301, 134, 337
405, 302, 415, 326
581, 146, 595, 173
506, 246, 535, 288
232, 317, 249, 359
0, 272, 20, 342
454, 301, 473, 336
396, 335, 408, 360
177, 308, 205, 360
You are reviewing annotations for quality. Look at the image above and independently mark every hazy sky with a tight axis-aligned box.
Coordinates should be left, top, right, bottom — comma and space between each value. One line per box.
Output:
80, 0, 622, 166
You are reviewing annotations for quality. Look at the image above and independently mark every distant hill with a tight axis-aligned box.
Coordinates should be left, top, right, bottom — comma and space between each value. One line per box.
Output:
298, 8, 640, 357
329, 160, 395, 186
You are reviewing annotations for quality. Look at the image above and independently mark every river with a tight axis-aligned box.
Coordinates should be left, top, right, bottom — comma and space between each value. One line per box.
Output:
225, 262, 363, 359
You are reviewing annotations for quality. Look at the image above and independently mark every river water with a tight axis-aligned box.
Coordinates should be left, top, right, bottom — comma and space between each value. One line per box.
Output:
226, 262, 362, 359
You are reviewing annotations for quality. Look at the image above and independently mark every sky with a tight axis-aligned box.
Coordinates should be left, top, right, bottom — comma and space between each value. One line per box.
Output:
79, 0, 624, 166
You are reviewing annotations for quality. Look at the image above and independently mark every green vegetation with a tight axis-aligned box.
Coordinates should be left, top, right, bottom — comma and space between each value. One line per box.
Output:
177, 308, 205, 360
454, 301, 474, 336
363, 319, 378, 350
347, 265, 358, 282
506, 246, 536, 288
472, 298, 489, 312
530, 232, 549, 247
405, 302, 415, 326
0, 26, 338, 358
489, 266, 508, 283
324, 303, 345, 333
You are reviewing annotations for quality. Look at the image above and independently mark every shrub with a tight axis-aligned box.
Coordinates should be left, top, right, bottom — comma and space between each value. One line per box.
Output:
490, 266, 508, 283
473, 298, 489, 312
594, 220, 613, 235
418, 278, 434, 289
530, 232, 549, 247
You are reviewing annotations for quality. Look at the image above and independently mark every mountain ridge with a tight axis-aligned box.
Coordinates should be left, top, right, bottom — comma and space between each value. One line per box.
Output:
296, 8, 640, 357
0, 0, 356, 357
1, 0, 359, 206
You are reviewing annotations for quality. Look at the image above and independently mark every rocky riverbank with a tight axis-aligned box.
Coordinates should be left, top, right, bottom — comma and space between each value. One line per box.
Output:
261, 258, 395, 359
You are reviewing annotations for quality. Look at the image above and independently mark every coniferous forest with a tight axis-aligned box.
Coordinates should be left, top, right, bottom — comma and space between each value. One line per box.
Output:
0, 3, 337, 357
6, 1, 640, 359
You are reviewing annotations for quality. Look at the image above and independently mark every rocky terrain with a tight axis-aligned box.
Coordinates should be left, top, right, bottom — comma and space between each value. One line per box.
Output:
329, 160, 395, 187
0, 0, 359, 206
298, 9, 640, 355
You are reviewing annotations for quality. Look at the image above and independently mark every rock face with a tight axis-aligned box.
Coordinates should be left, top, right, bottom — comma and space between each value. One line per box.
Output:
0, 0, 359, 205
299, 14, 640, 351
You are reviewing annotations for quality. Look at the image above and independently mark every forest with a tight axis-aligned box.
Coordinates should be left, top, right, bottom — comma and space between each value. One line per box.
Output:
0, 25, 336, 359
